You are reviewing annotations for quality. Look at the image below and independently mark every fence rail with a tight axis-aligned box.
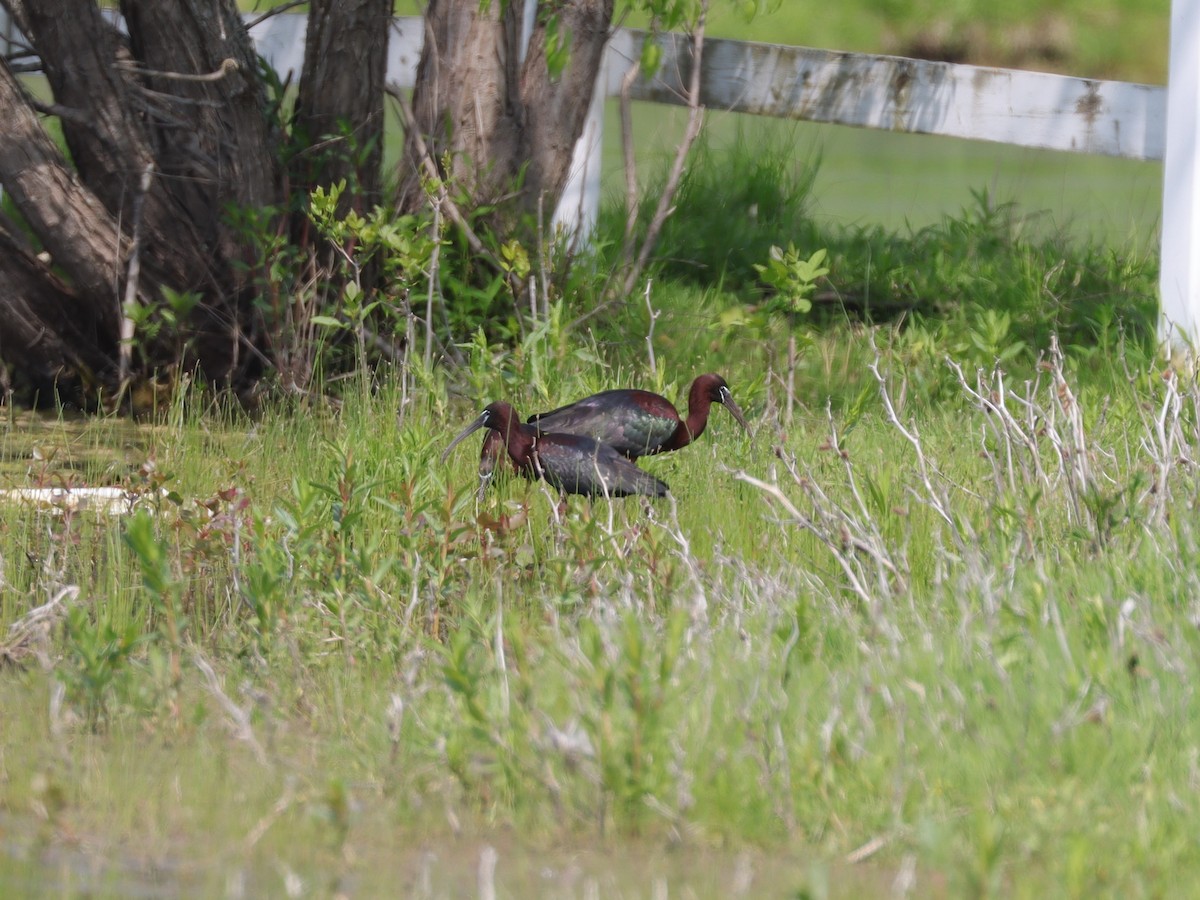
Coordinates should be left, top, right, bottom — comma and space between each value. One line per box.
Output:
610, 31, 1165, 161
240, 15, 1166, 161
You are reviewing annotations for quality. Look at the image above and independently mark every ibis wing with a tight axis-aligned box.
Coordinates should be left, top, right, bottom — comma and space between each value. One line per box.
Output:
531, 390, 679, 458
534, 434, 668, 498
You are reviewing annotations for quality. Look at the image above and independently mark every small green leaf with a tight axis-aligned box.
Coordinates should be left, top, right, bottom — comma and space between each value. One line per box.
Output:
640, 40, 662, 77
310, 315, 345, 329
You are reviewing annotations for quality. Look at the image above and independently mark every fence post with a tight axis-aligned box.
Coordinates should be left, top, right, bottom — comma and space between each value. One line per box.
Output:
512, 0, 601, 240
551, 60, 604, 240
1161, 0, 1200, 346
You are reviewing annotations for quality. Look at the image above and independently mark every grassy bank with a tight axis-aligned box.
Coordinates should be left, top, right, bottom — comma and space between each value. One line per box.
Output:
0, 82, 1182, 896
382, 0, 1170, 84
2, 317, 1197, 895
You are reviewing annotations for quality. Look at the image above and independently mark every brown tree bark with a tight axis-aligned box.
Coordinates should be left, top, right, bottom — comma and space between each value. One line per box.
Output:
519, 0, 614, 223
117, 0, 283, 383
0, 227, 113, 397
0, 0, 286, 394
294, 0, 392, 210
0, 0, 621, 405
17, 0, 214, 294
399, 0, 614, 235
0, 57, 123, 346
119, 0, 279, 274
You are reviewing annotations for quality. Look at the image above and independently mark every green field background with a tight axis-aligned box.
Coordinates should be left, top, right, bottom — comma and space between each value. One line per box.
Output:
608, 105, 1164, 251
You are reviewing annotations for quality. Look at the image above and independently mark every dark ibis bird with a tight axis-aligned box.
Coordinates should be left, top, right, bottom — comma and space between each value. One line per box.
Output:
529, 373, 749, 458
474, 375, 747, 491
443, 402, 669, 499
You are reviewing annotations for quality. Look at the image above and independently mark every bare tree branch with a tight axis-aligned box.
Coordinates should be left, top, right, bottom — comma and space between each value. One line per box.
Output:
116, 56, 240, 83
387, 84, 504, 274
617, 7, 708, 300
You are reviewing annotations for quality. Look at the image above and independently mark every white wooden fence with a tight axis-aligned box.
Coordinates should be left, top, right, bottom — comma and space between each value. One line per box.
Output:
0, 8, 1193, 344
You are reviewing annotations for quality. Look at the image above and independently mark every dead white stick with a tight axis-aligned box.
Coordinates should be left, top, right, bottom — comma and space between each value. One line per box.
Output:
194, 651, 268, 766
117, 163, 155, 400
643, 280, 659, 377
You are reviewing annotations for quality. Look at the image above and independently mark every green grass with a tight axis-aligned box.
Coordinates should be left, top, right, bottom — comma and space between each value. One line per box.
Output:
612, 106, 1164, 253
4, 319, 1200, 893
702, 0, 1170, 83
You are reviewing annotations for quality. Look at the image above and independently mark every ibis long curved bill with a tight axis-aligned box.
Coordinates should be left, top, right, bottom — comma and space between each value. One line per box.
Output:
716, 386, 749, 432
440, 411, 490, 464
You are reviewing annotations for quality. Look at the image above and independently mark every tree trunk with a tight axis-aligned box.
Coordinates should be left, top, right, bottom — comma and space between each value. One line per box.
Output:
399, 0, 613, 236
0, 227, 111, 401
0, 0, 623, 406
518, 0, 613, 224
0, 57, 123, 347
119, 0, 283, 382
294, 0, 391, 211
0, 0, 284, 397
16, 1, 216, 296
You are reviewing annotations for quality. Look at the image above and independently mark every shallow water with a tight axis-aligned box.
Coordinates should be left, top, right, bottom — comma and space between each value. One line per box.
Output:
0, 409, 161, 487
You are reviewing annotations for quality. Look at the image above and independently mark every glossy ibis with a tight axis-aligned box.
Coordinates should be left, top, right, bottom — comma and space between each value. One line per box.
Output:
443, 402, 669, 499
530, 373, 749, 459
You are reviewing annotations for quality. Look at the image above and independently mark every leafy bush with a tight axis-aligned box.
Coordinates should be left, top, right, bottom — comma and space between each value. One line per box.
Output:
601, 123, 821, 290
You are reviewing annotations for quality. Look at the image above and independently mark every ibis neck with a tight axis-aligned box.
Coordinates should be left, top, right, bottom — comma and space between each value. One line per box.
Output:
662, 398, 711, 452
684, 391, 714, 441
494, 419, 536, 466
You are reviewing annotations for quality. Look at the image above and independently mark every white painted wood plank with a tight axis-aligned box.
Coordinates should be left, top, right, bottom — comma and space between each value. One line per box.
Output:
246, 11, 308, 82
1160, 0, 1200, 345
607, 30, 1166, 161
11, 12, 1168, 164
385, 16, 425, 85
255, 17, 1165, 161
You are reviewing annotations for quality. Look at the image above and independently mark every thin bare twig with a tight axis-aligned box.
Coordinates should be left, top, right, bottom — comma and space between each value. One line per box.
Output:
786, 334, 797, 426
618, 57, 643, 266
643, 280, 659, 376
574, 9, 709, 331
244, 0, 308, 31
116, 163, 155, 404
118, 57, 240, 83
616, 9, 708, 300
732, 469, 883, 618
194, 651, 269, 766
27, 98, 94, 128
1, 585, 76, 668
386, 85, 504, 274
424, 203, 441, 371
242, 777, 297, 852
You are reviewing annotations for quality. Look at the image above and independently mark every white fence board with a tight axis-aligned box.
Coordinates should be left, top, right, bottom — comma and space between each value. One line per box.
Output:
2, 13, 1167, 162
245, 16, 1167, 162
607, 30, 1165, 161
